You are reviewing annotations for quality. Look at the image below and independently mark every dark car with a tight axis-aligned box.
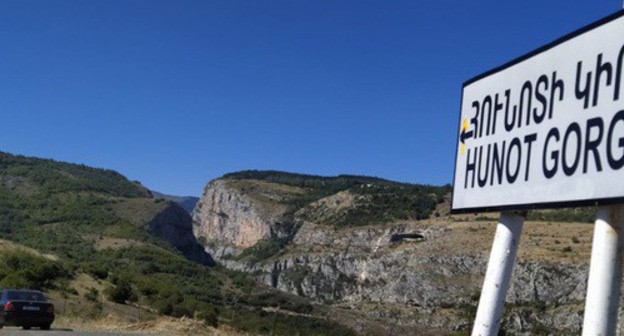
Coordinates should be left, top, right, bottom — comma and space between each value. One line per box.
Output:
0, 289, 54, 330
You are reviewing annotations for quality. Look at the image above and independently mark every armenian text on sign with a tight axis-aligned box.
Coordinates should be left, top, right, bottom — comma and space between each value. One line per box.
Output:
453, 11, 624, 212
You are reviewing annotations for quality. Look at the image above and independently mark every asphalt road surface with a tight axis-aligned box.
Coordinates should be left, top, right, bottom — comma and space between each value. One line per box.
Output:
0, 327, 148, 335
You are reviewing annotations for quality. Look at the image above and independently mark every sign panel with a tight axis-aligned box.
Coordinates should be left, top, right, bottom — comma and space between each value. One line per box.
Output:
452, 10, 624, 213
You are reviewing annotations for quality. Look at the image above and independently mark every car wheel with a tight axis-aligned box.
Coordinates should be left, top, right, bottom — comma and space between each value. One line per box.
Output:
41, 324, 51, 330
23, 325, 31, 330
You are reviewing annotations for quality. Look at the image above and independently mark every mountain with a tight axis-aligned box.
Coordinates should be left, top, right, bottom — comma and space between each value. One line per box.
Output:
151, 191, 199, 213
0, 153, 357, 335
0, 152, 598, 335
192, 170, 598, 335
192, 170, 450, 258
0, 152, 210, 265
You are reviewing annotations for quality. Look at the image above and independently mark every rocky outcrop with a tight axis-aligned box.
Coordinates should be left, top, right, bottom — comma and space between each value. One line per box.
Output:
192, 179, 302, 258
192, 176, 594, 334
148, 201, 214, 266
192, 180, 272, 257
227, 222, 588, 334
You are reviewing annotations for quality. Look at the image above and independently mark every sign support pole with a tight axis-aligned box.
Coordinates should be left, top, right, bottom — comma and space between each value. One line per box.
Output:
582, 205, 624, 336
583, 6, 624, 334
472, 211, 525, 336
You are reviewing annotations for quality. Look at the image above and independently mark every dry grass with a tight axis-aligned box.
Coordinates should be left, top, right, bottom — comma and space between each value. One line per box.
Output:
122, 316, 253, 335
516, 221, 591, 263
0, 175, 38, 196
46, 273, 255, 336
54, 314, 253, 335
48, 273, 157, 328
425, 195, 593, 263
110, 198, 169, 227
0, 238, 59, 261
286, 216, 593, 264
226, 179, 307, 198
83, 235, 145, 251
329, 302, 460, 336
225, 179, 307, 219
415, 219, 592, 264
67, 273, 110, 298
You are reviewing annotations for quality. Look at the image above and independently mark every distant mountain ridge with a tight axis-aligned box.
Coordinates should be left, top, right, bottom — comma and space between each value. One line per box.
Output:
151, 191, 199, 213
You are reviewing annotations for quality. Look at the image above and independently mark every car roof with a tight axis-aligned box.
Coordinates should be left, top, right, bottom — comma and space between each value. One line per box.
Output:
3, 289, 44, 294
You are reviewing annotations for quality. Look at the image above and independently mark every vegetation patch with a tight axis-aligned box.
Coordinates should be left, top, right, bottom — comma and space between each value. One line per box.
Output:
282, 265, 311, 295
0, 250, 70, 290
527, 207, 596, 223
235, 237, 287, 263
225, 170, 452, 227
0, 153, 357, 335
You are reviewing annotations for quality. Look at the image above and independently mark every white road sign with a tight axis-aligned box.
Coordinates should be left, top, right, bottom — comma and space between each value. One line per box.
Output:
452, 11, 624, 212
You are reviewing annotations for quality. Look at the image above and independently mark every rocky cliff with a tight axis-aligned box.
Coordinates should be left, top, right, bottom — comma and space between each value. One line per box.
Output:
192, 179, 268, 253
192, 178, 310, 258
192, 172, 597, 335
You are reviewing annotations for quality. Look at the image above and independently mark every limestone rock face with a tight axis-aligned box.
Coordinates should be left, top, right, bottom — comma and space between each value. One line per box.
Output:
196, 180, 265, 247
222, 222, 588, 334
192, 179, 294, 258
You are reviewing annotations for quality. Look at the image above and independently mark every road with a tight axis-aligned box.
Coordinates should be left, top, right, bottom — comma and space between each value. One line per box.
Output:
0, 328, 148, 336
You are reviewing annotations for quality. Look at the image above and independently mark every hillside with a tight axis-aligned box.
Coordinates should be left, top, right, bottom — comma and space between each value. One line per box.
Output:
193, 170, 599, 335
223, 170, 451, 225
0, 153, 357, 335
0, 155, 601, 335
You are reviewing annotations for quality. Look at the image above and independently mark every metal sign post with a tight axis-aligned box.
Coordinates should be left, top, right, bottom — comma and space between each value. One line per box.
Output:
472, 212, 525, 336
582, 205, 624, 335
582, 6, 624, 336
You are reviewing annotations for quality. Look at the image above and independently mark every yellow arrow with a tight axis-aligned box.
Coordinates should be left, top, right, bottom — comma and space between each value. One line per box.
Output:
460, 118, 468, 156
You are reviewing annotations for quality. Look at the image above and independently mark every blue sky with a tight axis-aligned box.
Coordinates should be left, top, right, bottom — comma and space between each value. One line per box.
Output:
0, 1, 621, 196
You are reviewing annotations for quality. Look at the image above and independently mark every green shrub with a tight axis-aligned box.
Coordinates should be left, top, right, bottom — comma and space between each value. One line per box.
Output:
0, 250, 68, 289
156, 300, 174, 315
527, 207, 595, 223
195, 308, 219, 327
171, 304, 192, 318
81, 263, 108, 280
0, 273, 29, 289
106, 280, 134, 304
236, 238, 286, 262
136, 279, 159, 296
84, 287, 99, 302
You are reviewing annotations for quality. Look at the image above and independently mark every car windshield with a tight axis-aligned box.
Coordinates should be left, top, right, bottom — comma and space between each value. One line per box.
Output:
6, 291, 46, 302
